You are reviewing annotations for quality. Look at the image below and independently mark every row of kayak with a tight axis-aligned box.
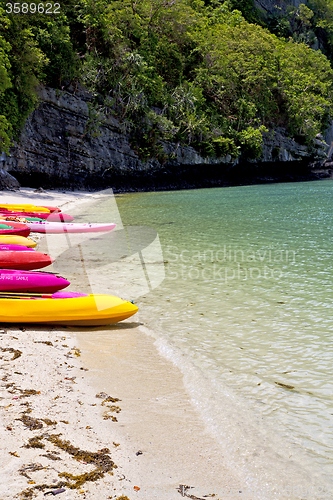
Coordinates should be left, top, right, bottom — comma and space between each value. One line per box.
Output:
0, 202, 138, 326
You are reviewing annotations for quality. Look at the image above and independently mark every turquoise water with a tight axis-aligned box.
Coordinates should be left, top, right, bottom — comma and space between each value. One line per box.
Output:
70, 181, 333, 495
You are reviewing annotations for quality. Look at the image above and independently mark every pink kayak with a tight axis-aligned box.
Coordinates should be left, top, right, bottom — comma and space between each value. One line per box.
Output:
26, 221, 116, 234
0, 211, 74, 222
0, 244, 35, 252
0, 270, 70, 293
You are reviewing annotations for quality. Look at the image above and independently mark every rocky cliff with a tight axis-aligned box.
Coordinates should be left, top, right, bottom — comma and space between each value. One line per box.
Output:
254, 0, 305, 15
0, 86, 330, 191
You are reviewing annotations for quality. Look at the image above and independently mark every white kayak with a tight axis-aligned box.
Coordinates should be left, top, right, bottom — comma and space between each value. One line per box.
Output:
26, 221, 116, 234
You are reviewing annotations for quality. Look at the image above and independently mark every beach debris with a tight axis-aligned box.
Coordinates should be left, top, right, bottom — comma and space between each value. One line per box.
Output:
19, 463, 45, 480
44, 489, 66, 496
19, 436, 117, 495
102, 413, 118, 422
95, 392, 108, 399
177, 485, 206, 500
20, 389, 41, 398
133, 486, 140, 491
135, 450, 143, 456
42, 418, 57, 426
41, 452, 62, 461
19, 415, 43, 430
24, 435, 45, 448
275, 382, 295, 390
1, 347, 22, 360
34, 340, 53, 346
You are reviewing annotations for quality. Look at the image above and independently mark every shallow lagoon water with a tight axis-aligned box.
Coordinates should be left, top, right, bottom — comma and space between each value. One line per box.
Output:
71, 180, 333, 496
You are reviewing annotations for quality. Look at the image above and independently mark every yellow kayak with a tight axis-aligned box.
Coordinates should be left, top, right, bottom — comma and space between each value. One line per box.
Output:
0, 235, 37, 247
0, 292, 138, 326
0, 204, 51, 213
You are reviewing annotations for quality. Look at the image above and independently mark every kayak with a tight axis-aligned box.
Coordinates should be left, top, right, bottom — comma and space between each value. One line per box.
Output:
0, 204, 60, 213
0, 251, 53, 270
42, 206, 61, 213
0, 221, 30, 237
0, 204, 51, 213
0, 244, 35, 251
0, 211, 74, 222
0, 216, 44, 222
0, 292, 138, 326
0, 236, 37, 248
0, 270, 70, 293
25, 221, 116, 234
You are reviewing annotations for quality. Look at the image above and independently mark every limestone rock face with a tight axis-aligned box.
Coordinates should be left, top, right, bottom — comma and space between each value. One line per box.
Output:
0, 153, 20, 190
4, 87, 235, 189
0, 168, 20, 190
2, 86, 328, 190
254, 0, 305, 15
4, 87, 143, 189
260, 128, 327, 163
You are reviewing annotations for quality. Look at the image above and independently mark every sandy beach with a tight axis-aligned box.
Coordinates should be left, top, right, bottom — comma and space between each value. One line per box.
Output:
0, 188, 245, 500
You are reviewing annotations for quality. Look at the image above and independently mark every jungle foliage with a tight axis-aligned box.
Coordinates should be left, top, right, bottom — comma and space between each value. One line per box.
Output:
0, 0, 333, 160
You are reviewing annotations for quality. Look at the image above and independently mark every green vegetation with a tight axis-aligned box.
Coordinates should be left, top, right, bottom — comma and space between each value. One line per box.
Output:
1, 0, 333, 161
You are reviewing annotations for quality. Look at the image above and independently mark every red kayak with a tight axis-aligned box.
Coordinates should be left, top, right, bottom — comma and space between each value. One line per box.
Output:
0, 221, 30, 237
42, 206, 61, 213
0, 211, 74, 222
0, 251, 54, 270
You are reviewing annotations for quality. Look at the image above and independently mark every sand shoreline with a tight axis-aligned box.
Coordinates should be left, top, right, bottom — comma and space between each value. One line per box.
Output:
0, 188, 245, 499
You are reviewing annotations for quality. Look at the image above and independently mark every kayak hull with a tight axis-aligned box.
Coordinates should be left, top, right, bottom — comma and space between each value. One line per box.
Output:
0, 294, 138, 326
0, 204, 50, 213
0, 251, 53, 270
0, 270, 70, 293
0, 212, 74, 222
39, 206, 60, 213
0, 221, 30, 237
26, 222, 116, 233
0, 244, 35, 251
0, 236, 37, 248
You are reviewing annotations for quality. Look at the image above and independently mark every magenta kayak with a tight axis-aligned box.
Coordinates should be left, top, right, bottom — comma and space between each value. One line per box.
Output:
0, 244, 35, 251
0, 270, 70, 293
26, 221, 116, 233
